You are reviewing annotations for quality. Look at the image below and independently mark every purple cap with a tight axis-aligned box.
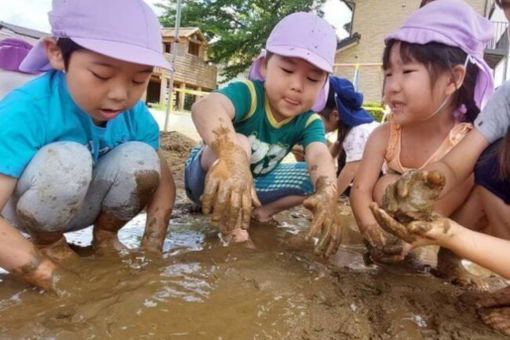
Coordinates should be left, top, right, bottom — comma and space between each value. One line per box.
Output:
385, 0, 494, 110
0, 38, 34, 73
248, 12, 337, 112
19, 0, 172, 73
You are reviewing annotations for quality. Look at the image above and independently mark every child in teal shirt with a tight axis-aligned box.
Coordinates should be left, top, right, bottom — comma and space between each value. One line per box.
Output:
0, 0, 175, 293
185, 12, 343, 256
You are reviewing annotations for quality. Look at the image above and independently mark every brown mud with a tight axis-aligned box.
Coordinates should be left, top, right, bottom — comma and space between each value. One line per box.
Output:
0, 131, 507, 339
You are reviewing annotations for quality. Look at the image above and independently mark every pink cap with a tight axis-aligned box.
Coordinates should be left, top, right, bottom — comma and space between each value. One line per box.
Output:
20, 0, 172, 73
385, 0, 494, 110
248, 12, 337, 112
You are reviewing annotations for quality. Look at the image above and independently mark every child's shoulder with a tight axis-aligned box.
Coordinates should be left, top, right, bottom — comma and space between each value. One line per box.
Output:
367, 121, 391, 142
1, 71, 55, 108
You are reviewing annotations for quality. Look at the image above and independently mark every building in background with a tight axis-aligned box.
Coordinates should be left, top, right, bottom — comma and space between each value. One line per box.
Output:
0, 21, 46, 44
146, 27, 217, 111
335, 0, 509, 102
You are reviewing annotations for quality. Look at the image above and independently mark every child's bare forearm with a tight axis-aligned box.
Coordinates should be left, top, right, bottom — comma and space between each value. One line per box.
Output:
440, 221, 510, 279
305, 143, 337, 190
350, 186, 380, 233
191, 95, 237, 147
142, 152, 175, 252
337, 161, 358, 196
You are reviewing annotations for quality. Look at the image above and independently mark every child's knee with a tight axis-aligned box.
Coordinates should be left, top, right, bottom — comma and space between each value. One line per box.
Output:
373, 174, 399, 204
15, 142, 92, 233
100, 142, 160, 220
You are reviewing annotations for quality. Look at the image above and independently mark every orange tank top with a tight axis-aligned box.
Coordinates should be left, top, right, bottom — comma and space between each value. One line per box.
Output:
384, 116, 472, 174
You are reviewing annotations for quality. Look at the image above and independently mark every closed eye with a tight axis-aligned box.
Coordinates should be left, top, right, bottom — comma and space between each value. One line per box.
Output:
281, 67, 293, 74
91, 71, 110, 81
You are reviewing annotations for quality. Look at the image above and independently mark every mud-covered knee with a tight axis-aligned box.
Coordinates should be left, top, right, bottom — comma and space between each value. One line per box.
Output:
15, 142, 92, 233
102, 142, 160, 220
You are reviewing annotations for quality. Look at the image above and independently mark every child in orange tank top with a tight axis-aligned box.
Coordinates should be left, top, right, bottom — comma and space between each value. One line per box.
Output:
349, 0, 494, 264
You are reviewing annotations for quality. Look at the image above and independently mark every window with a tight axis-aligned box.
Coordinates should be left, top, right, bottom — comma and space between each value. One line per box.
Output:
188, 42, 200, 56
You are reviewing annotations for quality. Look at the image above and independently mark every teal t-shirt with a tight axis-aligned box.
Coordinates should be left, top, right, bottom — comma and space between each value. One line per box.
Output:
217, 80, 326, 177
0, 70, 159, 178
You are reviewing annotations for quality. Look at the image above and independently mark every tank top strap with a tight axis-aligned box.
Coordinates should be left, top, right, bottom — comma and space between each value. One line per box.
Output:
384, 114, 402, 167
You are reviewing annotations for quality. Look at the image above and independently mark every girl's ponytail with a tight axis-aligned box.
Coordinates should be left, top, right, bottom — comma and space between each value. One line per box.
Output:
455, 61, 480, 123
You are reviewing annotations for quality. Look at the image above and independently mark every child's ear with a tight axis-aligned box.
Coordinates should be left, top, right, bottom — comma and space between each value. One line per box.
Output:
259, 56, 267, 78
43, 37, 65, 71
331, 109, 340, 123
446, 64, 466, 95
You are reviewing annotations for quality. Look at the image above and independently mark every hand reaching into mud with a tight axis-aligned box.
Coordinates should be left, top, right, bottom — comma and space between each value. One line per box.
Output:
361, 224, 410, 263
382, 170, 445, 224
202, 131, 261, 233
14, 256, 81, 296
370, 202, 453, 247
303, 177, 343, 257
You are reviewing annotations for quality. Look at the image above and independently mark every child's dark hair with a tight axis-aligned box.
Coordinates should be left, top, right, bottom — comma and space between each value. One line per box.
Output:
56, 38, 84, 70
382, 40, 480, 123
498, 129, 510, 180
320, 82, 352, 148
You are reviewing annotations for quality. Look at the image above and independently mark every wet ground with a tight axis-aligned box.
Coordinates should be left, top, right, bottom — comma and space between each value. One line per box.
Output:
0, 131, 507, 339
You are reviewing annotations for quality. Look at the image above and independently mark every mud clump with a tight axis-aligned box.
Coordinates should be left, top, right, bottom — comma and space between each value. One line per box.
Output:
382, 170, 446, 224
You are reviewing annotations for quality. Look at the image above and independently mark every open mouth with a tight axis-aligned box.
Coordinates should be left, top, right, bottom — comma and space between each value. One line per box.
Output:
283, 97, 300, 106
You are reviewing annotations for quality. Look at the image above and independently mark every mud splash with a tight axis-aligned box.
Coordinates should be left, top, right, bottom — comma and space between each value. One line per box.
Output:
0, 132, 505, 339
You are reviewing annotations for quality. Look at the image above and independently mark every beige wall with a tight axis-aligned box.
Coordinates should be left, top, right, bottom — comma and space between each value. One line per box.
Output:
334, 0, 487, 102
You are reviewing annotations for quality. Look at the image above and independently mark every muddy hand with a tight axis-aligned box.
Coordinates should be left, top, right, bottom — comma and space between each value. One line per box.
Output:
14, 254, 81, 296
383, 170, 445, 223
202, 129, 261, 233
370, 202, 451, 247
361, 222, 408, 263
303, 177, 342, 257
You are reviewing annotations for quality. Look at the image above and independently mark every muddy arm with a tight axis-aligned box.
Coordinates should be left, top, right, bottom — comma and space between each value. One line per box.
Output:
350, 126, 389, 243
191, 93, 259, 232
141, 151, 175, 253
371, 204, 510, 279
191, 93, 237, 146
0, 173, 58, 291
304, 142, 337, 188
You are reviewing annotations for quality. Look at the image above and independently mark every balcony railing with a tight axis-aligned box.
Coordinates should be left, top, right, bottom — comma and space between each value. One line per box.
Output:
487, 21, 509, 51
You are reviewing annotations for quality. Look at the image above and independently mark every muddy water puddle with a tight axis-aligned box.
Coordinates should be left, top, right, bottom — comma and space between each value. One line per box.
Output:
0, 205, 505, 339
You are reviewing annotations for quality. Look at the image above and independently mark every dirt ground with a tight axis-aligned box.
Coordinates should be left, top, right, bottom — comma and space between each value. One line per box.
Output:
0, 131, 507, 339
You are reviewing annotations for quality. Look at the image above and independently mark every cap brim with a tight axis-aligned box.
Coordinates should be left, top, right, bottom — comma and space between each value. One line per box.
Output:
268, 45, 333, 73
72, 37, 173, 71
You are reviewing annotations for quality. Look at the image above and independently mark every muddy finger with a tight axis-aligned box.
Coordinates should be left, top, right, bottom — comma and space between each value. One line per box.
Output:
306, 212, 326, 240
211, 185, 229, 230
407, 221, 432, 236
227, 191, 242, 231
425, 170, 445, 188
241, 191, 252, 230
396, 171, 414, 198
201, 177, 219, 214
315, 220, 332, 255
302, 195, 318, 212
251, 186, 261, 208
325, 223, 342, 257
370, 203, 411, 242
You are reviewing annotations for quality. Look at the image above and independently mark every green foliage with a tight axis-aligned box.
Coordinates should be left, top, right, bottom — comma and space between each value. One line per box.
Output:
362, 102, 385, 122
158, 0, 327, 81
